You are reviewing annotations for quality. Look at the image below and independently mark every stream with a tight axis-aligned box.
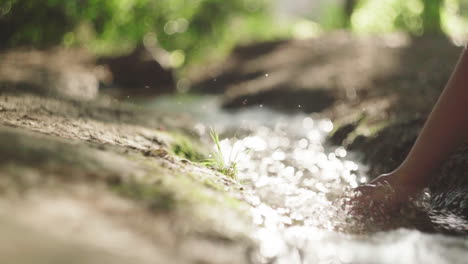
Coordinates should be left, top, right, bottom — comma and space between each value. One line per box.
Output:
148, 95, 468, 264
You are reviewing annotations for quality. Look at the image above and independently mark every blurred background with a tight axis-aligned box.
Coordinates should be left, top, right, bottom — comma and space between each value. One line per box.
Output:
1, 0, 467, 86
2, 0, 468, 58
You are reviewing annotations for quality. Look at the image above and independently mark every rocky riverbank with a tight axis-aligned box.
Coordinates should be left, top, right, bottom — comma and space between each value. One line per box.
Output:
0, 92, 256, 264
1, 32, 468, 263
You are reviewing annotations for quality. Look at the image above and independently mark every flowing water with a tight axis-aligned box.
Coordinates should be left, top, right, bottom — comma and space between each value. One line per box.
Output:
148, 95, 468, 264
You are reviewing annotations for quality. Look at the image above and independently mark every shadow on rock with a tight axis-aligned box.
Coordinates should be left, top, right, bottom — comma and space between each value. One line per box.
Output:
223, 87, 336, 113
98, 45, 176, 97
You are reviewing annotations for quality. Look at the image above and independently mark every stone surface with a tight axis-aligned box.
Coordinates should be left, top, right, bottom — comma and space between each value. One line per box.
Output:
191, 33, 460, 115
98, 45, 176, 97
0, 48, 102, 101
0, 92, 255, 264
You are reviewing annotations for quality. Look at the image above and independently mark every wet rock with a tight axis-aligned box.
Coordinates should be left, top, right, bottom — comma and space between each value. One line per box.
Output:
223, 86, 336, 113
347, 117, 425, 176
98, 45, 176, 97
328, 115, 365, 145
433, 145, 468, 193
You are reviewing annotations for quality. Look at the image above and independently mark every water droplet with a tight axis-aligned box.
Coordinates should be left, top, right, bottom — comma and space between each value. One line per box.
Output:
298, 138, 308, 149
318, 119, 334, 132
272, 151, 285, 161
302, 117, 314, 129
335, 147, 347, 157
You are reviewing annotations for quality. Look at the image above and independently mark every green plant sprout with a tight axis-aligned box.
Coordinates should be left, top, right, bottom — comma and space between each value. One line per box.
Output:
201, 127, 250, 179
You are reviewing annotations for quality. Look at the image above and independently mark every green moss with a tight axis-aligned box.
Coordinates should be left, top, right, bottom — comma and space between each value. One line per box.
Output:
94, 140, 250, 234
111, 180, 176, 212
343, 119, 394, 150
202, 177, 224, 191
168, 132, 206, 162
328, 114, 366, 145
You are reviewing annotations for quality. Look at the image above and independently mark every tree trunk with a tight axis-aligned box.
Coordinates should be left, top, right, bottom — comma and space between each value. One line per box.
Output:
344, 0, 357, 28
422, 0, 443, 35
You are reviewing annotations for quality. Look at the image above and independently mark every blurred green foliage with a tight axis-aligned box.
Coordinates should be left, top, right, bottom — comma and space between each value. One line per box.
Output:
310, 0, 468, 41
348, 0, 468, 38
0, 0, 274, 65
319, 1, 348, 30
350, 0, 437, 35
421, 0, 443, 34
1, 0, 467, 67
350, 0, 425, 34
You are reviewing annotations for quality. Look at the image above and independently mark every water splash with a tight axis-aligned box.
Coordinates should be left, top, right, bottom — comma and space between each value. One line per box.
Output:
148, 95, 468, 264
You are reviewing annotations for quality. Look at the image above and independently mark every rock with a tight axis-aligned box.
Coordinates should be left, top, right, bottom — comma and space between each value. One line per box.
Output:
0, 93, 254, 263
223, 87, 336, 113
190, 39, 288, 94
191, 32, 461, 114
347, 117, 425, 176
48, 68, 99, 101
98, 45, 176, 96
0, 48, 101, 101
328, 114, 365, 145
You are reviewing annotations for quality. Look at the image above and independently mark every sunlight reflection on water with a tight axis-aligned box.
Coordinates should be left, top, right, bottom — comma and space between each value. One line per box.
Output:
214, 112, 367, 263
148, 95, 468, 264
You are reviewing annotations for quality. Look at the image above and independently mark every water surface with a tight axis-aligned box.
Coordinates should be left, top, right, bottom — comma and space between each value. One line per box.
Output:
148, 95, 468, 264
